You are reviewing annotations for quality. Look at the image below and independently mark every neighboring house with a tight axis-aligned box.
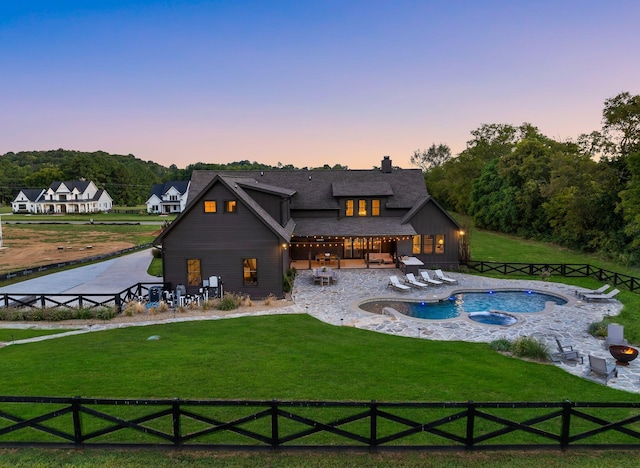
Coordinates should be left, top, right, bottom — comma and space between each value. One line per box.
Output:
146, 181, 191, 214
11, 189, 46, 214
11, 180, 112, 214
154, 156, 462, 298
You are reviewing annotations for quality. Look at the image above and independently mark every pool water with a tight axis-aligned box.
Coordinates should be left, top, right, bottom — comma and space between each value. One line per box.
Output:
359, 291, 567, 320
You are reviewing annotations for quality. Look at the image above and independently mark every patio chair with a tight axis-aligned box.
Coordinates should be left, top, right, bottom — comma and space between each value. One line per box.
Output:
605, 323, 629, 348
419, 270, 443, 286
584, 355, 618, 384
553, 337, 583, 363
434, 269, 458, 284
576, 284, 609, 299
388, 275, 411, 292
583, 288, 620, 302
405, 273, 428, 289
331, 270, 339, 284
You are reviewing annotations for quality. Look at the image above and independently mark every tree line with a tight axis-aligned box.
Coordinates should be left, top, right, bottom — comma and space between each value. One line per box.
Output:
414, 91, 640, 266
0, 149, 349, 207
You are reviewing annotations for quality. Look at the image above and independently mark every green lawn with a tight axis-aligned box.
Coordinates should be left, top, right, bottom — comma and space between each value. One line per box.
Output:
0, 314, 632, 402
0, 328, 74, 342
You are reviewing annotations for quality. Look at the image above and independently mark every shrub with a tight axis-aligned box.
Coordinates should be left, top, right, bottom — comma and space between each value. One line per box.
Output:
589, 319, 609, 338
512, 336, 549, 361
50, 308, 74, 321
96, 307, 117, 320
157, 301, 169, 313
124, 301, 146, 315
217, 292, 242, 311
283, 268, 297, 293
489, 338, 512, 352
151, 248, 163, 258
242, 295, 253, 307
76, 308, 94, 320
263, 293, 276, 306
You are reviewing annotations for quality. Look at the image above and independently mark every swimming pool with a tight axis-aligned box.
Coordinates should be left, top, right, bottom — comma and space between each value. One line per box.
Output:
358, 290, 567, 321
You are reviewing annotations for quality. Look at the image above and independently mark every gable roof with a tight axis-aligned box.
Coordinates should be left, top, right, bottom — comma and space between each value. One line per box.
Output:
48, 180, 92, 193
188, 168, 427, 210
148, 181, 190, 199
156, 174, 295, 245
14, 189, 45, 202
401, 195, 462, 228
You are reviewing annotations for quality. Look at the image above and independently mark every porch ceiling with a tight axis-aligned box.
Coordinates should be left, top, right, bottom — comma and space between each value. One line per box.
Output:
292, 217, 416, 238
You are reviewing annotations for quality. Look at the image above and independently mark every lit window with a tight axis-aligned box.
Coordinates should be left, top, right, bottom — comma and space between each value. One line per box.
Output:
225, 200, 237, 213
423, 235, 434, 254
204, 200, 217, 213
243, 258, 257, 285
345, 199, 354, 217
358, 199, 367, 216
187, 259, 201, 286
372, 199, 380, 216
412, 235, 421, 254
435, 234, 445, 254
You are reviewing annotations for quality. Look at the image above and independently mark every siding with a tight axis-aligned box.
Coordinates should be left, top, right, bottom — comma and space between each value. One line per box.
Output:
162, 183, 285, 298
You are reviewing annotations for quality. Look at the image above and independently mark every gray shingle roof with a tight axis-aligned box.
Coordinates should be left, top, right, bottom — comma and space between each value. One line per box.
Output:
188, 167, 427, 210
149, 181, 190, 198
292, 217, 416, 237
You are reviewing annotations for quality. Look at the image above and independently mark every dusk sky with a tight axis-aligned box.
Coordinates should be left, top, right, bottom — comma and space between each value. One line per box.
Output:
2, 1, 639, 169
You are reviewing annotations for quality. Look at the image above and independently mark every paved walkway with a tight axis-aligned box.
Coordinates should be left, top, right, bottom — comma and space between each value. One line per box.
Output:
2, 264, 638, 393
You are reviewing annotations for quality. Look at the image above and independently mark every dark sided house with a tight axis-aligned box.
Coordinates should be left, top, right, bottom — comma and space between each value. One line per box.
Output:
154, 156, 462, 298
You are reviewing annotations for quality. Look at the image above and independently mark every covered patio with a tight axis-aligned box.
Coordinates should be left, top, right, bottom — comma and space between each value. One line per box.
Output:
289, 217, 415, 270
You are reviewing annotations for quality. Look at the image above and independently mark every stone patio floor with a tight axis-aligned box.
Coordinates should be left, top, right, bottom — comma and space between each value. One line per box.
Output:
293, 269, 639, 394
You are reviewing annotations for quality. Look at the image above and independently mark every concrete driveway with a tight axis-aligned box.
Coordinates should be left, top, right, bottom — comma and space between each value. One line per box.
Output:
0, 248, 159, 294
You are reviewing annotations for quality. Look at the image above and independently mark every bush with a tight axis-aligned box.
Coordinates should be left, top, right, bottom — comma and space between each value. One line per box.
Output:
96, 307, 117, 320
589, 319, 609, 338
512, 336, 550, 361
217, 292, 242, 311
283, 268, 297, 293
151, 248, 163, 258
489, 338, 512, 352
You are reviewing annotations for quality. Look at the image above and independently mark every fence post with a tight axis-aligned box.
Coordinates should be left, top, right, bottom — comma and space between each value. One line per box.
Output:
370, 400, 378, 449
271, 399, 279, 447
560, 400, 571, 450
465, 401, 475, 450
172, 397, 182, 447
72, 396, 83, 447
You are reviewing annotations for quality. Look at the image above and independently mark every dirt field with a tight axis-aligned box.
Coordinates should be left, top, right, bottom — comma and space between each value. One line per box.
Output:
0, 224, 158, 275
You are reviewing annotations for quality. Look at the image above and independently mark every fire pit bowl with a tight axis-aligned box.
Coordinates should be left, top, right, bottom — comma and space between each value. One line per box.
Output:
609, 345, 639, 366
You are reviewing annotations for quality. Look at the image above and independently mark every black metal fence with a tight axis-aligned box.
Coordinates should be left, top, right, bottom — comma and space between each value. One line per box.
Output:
1, 397, 640, 450
0, 282, 164, 314
464, 261, 640, 292
0, 244, 153, 283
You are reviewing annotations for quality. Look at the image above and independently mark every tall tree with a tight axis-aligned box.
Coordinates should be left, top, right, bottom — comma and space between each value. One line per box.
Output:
410, 144, 452, 172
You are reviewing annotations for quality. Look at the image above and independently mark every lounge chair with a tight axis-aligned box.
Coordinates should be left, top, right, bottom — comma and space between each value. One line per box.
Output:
405, 273, 428, 289
576, 284, 609, 299
434, 269, 458, 284
419, 270, 443, 286
584, 355, 618, 384
553, 337, 583, 363
583, 288, 620, 302
605, 323, 629, 348
388, 275, 411, 292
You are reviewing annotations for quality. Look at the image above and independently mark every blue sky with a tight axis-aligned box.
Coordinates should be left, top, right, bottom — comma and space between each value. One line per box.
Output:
2, 1, 639, 169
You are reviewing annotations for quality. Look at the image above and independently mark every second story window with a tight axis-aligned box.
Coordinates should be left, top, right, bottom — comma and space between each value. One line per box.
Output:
372, 199, 380, 216
204, 200, 217, 213
358, 199, 367, 216
345, 199, 354, 217
225, 200, 237, 213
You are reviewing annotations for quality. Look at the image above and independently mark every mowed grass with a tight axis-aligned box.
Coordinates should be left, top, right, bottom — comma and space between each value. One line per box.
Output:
1, 314, 633, 402
0, 328, 75, 342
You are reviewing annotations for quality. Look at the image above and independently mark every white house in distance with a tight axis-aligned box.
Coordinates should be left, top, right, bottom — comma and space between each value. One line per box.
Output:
12, 180, 113, 214
146, 181, 190, 214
